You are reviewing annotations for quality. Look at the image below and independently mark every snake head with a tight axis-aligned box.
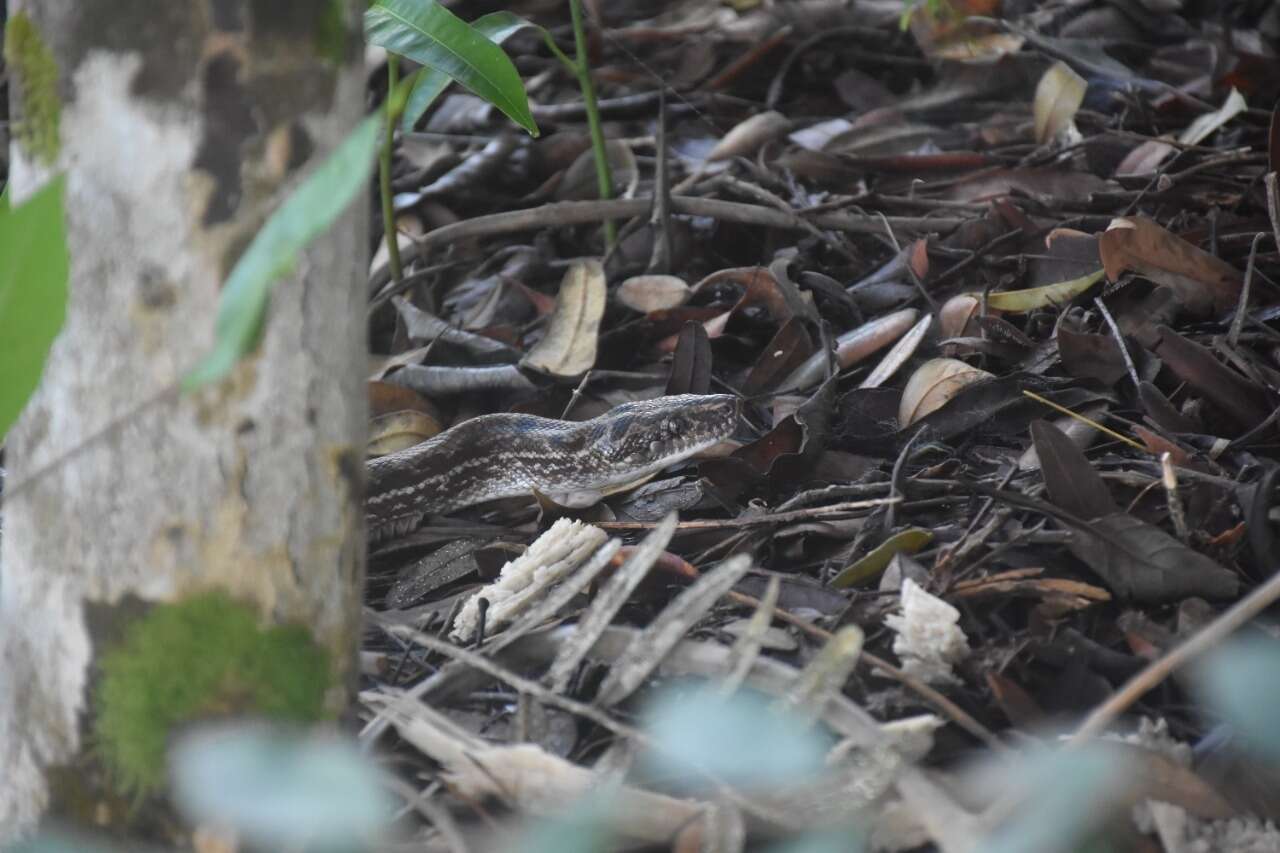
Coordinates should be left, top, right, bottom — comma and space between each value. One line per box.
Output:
593, 394, 740, 478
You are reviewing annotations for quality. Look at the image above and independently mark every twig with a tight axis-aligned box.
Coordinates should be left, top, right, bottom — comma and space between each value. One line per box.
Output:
1227, 232, 1265, 349
385, 197, 965, 275
1069, 566, 1280, 743
592, 497, 898, 531
1022, 390, 1148, 452
1161, 452, 1189, 541
724, 588, 1006, 751
1093, 296, 1140, 392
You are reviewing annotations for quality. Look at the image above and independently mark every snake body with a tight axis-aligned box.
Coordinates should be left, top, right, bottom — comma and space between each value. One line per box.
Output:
366, 394, 739, 542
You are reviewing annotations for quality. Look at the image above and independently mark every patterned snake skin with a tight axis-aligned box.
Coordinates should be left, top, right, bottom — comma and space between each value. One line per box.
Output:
366, 394, 740, 542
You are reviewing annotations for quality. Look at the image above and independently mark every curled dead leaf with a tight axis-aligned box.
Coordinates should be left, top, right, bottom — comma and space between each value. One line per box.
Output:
368, 409, 443, 457
779, 308, 919, 392
1098, 217, 1242, 315
1033, 61, 1087, 145
1179, 88, 1247, 146
521, 258, 607, 378
898, 358, 993, 427
938, 294, 983, 339
859, 313, 933, 389
617, 275, 690, 313
706, 111, 792, 162
555, 140, 639, 201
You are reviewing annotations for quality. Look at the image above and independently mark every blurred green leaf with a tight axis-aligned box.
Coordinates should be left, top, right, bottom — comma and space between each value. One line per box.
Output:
0, 176, 68, 441
983, 745, 1131, 853
641, 687, 831, 790
1194, 637, 1280, 763
9, 832, 131, 853
400, 11, 536, 133
182, 115, 379, 390
517, 788, 618, 853
171, 723, 391, 850
765, 828, 866, 853
365, 0, 538, 137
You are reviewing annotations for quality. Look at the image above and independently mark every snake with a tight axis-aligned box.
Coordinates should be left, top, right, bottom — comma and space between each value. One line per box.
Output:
366, 394, 740, 542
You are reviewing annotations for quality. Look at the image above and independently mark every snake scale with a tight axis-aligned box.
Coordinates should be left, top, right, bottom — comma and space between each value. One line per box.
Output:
366, 394, 740, 542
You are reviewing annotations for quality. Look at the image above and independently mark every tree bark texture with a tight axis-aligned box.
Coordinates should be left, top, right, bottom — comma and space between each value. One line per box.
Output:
0, 0, 367, 836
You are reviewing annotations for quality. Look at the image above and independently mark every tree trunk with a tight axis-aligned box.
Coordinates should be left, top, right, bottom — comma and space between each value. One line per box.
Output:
0, 0, 367, 837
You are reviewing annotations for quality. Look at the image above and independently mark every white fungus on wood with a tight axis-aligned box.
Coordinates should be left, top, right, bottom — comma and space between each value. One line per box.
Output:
884, 579, 970, 685
450, 518, 608, 642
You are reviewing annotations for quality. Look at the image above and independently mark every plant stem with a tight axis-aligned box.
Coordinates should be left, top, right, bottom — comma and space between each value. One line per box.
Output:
380, 54, 404, 284
565, 0, 616, 248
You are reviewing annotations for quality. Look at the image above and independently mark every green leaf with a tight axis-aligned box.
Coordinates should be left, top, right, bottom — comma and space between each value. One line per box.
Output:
830, 528, 933, 589
641, 687, 831, 788
983, 268, 1105, 313
1193, 638, 1280, 763
399, 11, 536, 133
171, 723, 391, 849
0, 176, 69, 441
365, 0, 538, 137
983, 745, 1131, 853
182, 116, 380, 390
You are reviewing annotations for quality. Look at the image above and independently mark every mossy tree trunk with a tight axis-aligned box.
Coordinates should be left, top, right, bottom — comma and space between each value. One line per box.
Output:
0, 0, 367, 838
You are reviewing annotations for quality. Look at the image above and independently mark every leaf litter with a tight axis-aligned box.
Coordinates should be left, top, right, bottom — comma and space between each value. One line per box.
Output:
357, 2, 1280, 850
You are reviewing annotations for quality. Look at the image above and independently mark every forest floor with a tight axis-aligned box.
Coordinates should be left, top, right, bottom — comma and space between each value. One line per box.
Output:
358, 1, 1280, 851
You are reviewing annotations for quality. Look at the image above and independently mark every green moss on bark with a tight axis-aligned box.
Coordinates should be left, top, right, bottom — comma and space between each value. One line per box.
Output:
4, 12, 62, 165
94, 591, 332, 798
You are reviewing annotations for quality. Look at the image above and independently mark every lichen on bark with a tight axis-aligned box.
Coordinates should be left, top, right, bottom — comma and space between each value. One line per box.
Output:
4, 12, 62, 165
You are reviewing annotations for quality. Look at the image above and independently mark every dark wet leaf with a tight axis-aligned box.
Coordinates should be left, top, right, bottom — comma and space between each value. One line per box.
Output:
1066, 513, 1238, 602
1031, 420, 1118, 519
1057, 327, 1128, 386
392, 295, 518, 362
1148, 326, 1272, 433
665, 321, 712, 396
386, 539, 483, 609
742, 317, 813, 394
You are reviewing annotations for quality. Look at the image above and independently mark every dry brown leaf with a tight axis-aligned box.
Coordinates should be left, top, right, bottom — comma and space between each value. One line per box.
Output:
945, 167, 1110, 203
1179, 88, 1247, 146
1033, 61, 1087, 144
898, 358, 993, 427
368, 379, 435, 418
1115, 138, 1177, 177
556, 140, 639, 201
521, 258, 607, 377
780, 308, 919, 392
617, 275, 690, 313
1098, 216, 1242, 315
706, 111, 791, 162
368, 410, 443, 457
938, 294, 983, 339
860, 313, 933, 389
